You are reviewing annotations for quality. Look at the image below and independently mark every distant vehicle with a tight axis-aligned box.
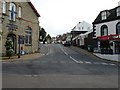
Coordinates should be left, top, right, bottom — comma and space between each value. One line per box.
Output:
63, 41, 71, 46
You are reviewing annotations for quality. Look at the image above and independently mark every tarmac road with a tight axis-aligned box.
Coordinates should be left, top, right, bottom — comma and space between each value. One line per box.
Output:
2, 44, 119, 88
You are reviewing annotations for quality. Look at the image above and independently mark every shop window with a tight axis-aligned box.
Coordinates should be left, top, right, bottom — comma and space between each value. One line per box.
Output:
101, 25, 108, 36
116, 22, 120, 34
9, 3, 16, 21
25, 27, 32, 45
2, 0, 6, 14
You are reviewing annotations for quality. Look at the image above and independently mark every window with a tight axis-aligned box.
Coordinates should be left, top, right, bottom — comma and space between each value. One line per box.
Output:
117, 7, 120, 17
2, 0, 6, 14
9, 3, 16, 21
101, 25, 108, 36
116, 22, 120, 34
18, 6, 22, 18
101, 11, 107, 20
25, 27, 32, 45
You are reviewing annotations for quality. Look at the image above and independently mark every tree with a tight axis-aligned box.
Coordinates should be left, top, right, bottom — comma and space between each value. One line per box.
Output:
45, 34, 52, 44
5, 38, 14, 59
39, 28, 46, 42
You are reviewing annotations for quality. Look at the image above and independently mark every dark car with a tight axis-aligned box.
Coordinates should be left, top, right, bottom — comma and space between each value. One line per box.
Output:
63, 41, 71, 46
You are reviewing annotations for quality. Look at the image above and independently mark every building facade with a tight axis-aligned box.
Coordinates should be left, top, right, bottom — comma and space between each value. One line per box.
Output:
1, 0, 40, 56
93, 4, 120, 55
71, 21, 92, 46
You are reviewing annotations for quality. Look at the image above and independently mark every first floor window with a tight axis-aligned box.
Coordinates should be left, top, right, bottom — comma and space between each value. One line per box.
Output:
9, 3, 16, 21
101, 25, 108, 36
25, 27, 32, 45
25, 35, 32, 44
116, 22, 120, 34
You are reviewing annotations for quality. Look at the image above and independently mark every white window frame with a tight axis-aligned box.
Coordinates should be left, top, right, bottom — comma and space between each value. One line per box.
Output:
2, 0, 6, 14
18, 6, 22, 18
9, 3, 16, 21
25, 28, 32, 45
101, 11, 107, 20
117, 7, 120, 17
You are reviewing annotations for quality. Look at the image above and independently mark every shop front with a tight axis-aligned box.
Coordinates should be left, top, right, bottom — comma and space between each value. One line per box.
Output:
97, 34, 120, 54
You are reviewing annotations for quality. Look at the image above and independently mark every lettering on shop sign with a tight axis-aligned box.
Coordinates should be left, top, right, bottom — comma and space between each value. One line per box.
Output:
109, 34, 120, 40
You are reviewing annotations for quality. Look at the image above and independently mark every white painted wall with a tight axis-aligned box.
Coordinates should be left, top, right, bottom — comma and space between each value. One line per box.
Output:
73, 21, 92, 31
94, 20, 119, 37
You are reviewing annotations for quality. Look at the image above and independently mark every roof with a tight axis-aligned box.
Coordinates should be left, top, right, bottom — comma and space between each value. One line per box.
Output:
28, 1, 40, 17
93, 6, 120, 24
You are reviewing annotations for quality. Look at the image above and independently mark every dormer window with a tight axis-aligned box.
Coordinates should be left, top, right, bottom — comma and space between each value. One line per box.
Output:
101, 11, 107, 20
116, 7, 120, 16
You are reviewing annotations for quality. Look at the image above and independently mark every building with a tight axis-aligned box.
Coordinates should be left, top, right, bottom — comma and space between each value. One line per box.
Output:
71, 21, 92, 46
92, 2, 120, 61
1, 0, 40, 56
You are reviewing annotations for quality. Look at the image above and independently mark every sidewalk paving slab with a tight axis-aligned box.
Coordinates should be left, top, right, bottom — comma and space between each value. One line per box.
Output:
0, 53, 44, 62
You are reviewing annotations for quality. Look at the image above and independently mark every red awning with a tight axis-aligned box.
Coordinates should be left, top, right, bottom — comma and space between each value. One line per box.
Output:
97, 36, 109, 40
97, 34, 120, 41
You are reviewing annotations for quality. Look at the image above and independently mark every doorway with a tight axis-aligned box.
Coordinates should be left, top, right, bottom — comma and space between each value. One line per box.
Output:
7, 33, 17, 54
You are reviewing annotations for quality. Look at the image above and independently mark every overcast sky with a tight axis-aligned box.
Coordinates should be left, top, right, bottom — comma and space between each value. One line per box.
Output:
31, 0, 120, 37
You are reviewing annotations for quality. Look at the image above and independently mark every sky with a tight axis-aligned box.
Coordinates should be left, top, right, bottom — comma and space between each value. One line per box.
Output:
31, 0, 120, 37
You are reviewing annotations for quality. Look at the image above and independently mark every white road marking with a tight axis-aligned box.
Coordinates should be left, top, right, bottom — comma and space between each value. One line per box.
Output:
69, 56, 79, 63
94, 62, 100, 64
85, 61, 92, 64
64, 52, 68, 55
109, 63, 116, 66
101, 63, 108, 65
77, 61, 84, 64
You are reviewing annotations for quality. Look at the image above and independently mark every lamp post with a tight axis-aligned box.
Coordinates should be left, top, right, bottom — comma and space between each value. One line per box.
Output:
18, 35, 20, 58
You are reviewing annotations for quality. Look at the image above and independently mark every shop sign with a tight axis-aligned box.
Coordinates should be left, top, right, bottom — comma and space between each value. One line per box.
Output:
7, 23, 18, 30
18, 35, 24, 44
98, 34, 120, 40
109, 34, 120, 40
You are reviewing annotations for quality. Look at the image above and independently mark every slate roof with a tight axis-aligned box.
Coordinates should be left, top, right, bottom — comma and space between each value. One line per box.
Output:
28, 0, 40, 17
93, 6, 120, 24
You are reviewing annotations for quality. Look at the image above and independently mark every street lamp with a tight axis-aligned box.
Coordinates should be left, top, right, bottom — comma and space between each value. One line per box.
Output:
18, 35, 20, 58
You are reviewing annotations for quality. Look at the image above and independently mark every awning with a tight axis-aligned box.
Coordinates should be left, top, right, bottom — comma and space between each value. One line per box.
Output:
97, 34, 120, 41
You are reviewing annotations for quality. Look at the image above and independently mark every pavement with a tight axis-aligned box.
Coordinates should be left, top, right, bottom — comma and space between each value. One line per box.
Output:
70, 45, 118, 63
1, 52, 44, 62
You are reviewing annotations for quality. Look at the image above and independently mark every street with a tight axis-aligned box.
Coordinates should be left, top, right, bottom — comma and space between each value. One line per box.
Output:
2, 44, 119, 88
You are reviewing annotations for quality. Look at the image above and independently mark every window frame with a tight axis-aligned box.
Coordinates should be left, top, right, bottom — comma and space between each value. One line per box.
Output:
101, 25, 108, 36
25, 27, 32, 45
18, 6, 22, 18
9, 2, 17, 21
101, 11, 107, 20
116, 22, 120, 34
2, 0, 6, 14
